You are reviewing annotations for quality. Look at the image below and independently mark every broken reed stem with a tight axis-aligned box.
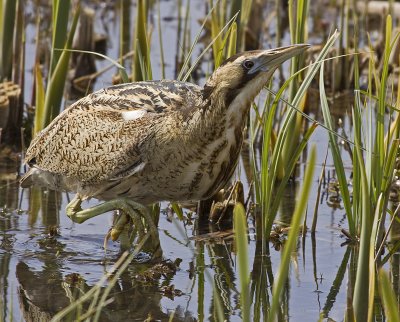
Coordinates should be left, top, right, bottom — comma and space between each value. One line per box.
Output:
0, 81, 23, 147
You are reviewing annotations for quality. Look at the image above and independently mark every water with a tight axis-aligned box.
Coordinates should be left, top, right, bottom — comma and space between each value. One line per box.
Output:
0, 1, 396, 321
0, 126, 354, 321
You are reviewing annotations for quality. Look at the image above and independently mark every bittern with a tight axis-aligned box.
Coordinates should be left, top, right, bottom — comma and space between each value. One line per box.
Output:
21, 44, 309, 242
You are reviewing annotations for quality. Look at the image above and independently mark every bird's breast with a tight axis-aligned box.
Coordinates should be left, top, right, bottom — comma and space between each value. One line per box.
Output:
178, 121, 244, 201
95, 113, 245, 204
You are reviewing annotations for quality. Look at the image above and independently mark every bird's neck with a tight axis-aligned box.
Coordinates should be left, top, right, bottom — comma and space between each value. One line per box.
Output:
180, 84, 252, 157
173, 85, 249, 200
199, 82, 254, 130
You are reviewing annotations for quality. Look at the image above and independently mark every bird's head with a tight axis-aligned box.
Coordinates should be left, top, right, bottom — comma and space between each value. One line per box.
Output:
203, 44, 310, 109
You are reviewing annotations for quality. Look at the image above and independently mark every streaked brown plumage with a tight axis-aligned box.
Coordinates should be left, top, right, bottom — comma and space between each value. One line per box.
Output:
21, 45, 309, 234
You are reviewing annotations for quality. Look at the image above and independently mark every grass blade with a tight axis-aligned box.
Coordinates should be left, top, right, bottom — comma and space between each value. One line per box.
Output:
49, 0, 70, 79
268, 145, 316, 321
319, 62, 355, 235
33, 64, 45, 134
42, 4, 80, 128
132, 0, 152, 81
352, 102, 372, 322
0, 0, 16, 80
234, 203, 250, 322
379, 269, 400, 322
262, 31, 339, 238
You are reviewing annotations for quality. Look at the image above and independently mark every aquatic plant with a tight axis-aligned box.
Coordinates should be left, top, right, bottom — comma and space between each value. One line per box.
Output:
320, 15, 400, 322
34, 2, 79, 133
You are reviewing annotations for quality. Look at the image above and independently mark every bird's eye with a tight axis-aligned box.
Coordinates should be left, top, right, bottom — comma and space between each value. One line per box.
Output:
242, 60, 254, 70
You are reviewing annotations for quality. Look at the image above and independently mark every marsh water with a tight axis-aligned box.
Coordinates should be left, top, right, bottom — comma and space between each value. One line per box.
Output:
1, 143, 358, 322
1, 1, 399, 321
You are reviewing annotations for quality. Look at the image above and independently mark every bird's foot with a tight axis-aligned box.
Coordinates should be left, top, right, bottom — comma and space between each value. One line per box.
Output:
104, 211, 130, 246
66, 196, 159, 245
66, 195, 85, 223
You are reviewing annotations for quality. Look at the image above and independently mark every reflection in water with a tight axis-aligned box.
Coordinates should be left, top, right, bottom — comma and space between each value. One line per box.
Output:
321, 245, 351, 318
251, 242, 272, 321
0, 155, 194, 321
17, 261, 66, 321
16, 258, 193, 322
0, 153, 19, 321
207, 242, 236, 321
0, 54, 397, 322
390, 203, 400, 312
2, 0, 400, 319
3, 147, 399, 321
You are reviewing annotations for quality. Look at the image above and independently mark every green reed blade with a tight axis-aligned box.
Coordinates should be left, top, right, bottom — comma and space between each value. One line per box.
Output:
157, 0, 166, 79
0, 0, 16, 80
282, 0, 309, 166
177, 0, 217, 81
367, 194, 384, 321
181, 12, 238, 81
214, 20, 237, 68
239, 0, 252, 41
42, 5, 80, 128
184, 1, 191, 50
33, 64, 45, 134
49, 0, 70, 80
213, 282, 226, 322
227, 22, 237, 58
319, 62, 355, 235
51, 251, 133, 321
269, 122, 317, 219
234, 202, 250, 322
197, 243, 205, 321
171, 202, 184, 221
56, 48, 129, 83
379, 269, 400, 322
352, 102, 372, 322
262, 31, 339, 238
268, 145, 316, 321
132, 0, 152, 82
375, 15, 392, 195
210, 0, 223, 65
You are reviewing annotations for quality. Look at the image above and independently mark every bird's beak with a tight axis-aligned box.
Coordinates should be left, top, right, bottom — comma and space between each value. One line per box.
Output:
250, 44, 310, 74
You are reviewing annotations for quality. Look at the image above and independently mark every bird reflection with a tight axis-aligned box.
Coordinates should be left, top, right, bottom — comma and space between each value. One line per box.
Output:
16, 257, 193, 321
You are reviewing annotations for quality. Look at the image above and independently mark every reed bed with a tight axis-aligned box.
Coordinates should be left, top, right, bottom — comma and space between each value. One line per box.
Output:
1, 0, 400, 321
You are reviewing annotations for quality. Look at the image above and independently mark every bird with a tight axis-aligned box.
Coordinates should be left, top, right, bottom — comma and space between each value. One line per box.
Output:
21, 44, 309, 242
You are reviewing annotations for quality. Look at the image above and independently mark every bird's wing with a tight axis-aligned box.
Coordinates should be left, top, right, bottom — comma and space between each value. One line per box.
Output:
24, 80, 203, 184
94, 80, 204, 114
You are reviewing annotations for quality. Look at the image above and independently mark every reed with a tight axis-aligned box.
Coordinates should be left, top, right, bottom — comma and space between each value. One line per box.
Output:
157, 0, 166, 79
132, 0, 152, 81
254, 31, 339, 245
268, 146, 316, 321
281, 0, 309, 169
319, 63, 355, 235
379, 269, 400, 322
319, 15, 400, 321
234, 203, 250, 322
50, 241, 151, 322
119, 0, 131, 67
9, 1, 400, 321
34, 2, 80, 133
0, 0, 16, 81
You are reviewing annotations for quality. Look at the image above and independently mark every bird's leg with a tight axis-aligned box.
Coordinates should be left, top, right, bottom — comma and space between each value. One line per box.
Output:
66, 195, 158, 242
66, 195, 84, 220
125, 199, 159, 240
106, 208, 145, 242
105, 211, 133, 249
114, 200, 160, 251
